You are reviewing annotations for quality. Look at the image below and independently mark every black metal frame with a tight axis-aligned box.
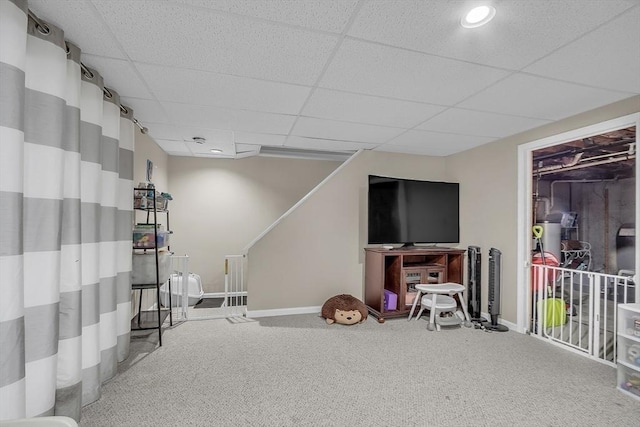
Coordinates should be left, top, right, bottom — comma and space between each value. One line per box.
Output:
131, 187, 172, 346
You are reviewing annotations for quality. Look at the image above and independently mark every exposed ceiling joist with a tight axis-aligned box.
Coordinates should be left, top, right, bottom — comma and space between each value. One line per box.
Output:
532, 127, 636, 180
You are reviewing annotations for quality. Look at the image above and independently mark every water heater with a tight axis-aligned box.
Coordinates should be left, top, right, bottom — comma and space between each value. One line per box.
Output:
535, 221, 561, 261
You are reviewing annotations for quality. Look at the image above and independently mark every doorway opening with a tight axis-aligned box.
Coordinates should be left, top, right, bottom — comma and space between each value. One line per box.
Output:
516, 114, 639, 345
532, 125, 635, 275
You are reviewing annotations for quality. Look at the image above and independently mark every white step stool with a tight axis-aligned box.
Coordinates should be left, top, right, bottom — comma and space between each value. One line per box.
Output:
408, 283, 472, 331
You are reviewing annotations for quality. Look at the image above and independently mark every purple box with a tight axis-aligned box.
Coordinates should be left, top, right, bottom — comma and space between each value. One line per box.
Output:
383, 289, 398, 311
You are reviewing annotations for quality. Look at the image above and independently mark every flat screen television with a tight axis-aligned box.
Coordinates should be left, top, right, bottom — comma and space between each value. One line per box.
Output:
368, 175, 460, 246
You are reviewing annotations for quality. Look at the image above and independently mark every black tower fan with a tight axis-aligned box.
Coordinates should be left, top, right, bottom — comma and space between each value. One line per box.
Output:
467, 246, 486, 323
482, 248, 509, 332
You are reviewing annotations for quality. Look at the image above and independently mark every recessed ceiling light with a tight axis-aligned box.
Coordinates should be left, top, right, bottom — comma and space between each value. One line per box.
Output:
192, 136, 206, 144
461, 5, 496, 28
210, 149, 223, 153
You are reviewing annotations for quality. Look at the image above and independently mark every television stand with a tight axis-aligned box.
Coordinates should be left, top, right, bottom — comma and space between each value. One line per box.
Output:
364, 247, 464, 322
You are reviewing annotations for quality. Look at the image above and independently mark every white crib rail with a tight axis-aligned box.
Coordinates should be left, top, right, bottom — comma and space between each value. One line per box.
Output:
170, 255, 190, 321
224, 254, 247, 318
531, 264, 635, 365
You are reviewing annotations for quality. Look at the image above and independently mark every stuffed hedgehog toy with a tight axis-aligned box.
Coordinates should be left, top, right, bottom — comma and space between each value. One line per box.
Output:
321, 294, 368, 325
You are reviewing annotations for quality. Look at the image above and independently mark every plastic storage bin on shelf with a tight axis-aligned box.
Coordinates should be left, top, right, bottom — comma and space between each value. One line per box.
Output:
617, 303, 640, 401
618, 363, 640, 399
618, 336, 640, 368
132, 251, 171, 285
133, 228, 170, 249
133, 188, 171, 211
155, 195, 169, 211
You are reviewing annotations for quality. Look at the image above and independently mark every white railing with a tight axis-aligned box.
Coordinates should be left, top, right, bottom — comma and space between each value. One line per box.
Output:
224, 254, 247, 318
531, 264, 635, 365
169, 255, 190, 322
180, 255, 247, 321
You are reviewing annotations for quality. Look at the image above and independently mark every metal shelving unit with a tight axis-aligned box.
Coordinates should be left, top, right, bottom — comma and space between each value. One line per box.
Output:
131, 186, 172, 346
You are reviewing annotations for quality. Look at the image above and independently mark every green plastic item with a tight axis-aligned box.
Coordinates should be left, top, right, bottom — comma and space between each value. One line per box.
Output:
537, 298, 567, 328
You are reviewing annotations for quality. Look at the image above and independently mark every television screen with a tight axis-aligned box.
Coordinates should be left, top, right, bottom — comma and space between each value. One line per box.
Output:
368, 175, 460, 245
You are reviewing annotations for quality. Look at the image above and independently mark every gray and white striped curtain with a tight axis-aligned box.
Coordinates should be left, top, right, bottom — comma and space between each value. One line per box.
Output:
0, 0, 134, 421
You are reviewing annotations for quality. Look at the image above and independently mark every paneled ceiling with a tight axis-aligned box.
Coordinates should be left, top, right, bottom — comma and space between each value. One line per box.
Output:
28, 0, 640, 160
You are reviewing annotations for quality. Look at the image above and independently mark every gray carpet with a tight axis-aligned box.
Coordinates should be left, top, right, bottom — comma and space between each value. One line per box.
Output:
81, 314, 640, 426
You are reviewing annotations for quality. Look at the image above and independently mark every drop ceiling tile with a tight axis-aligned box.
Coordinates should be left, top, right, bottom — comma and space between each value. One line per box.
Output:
417, 108, 552, 138
151, 126, 236, 155
234, 132, 286, 147
154, 139, 191, 155
81, 55, 153, 99
93, 0, 339, 85
29, 0, 127, 58
319, 39, 509, 105
524, 7, 640, 93
348, 0, 637, 70
145, 122, 234, 145
119, 97, 170, 124
285, 136, 376, 152
302, 89, 446, 128
458, 73, 635, 121
291, 117, 404, 144
383, 129, 496, 156
136, 63, 311, 115
188, 139, 235, 155
172, 0, 359, 33
162, 102, 296, 135
144, 123, 187, 143
29, 0, 639, 160
373, 144, 440, 157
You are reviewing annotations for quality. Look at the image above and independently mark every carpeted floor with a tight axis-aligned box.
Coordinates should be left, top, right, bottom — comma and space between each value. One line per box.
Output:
81, 314, 640, 426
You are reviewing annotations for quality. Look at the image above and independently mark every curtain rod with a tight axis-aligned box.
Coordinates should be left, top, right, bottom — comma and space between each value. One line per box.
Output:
27, 8, 149, 135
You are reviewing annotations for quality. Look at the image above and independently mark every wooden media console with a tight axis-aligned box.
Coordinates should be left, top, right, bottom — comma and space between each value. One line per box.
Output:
364, 247, 465, 322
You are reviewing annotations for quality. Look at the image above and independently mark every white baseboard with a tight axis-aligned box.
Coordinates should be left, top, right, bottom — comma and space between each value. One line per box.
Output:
228, 304, 520, 330
480, 312, 519, 332
203, 291, 247, 298
246, 306, 322, 318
